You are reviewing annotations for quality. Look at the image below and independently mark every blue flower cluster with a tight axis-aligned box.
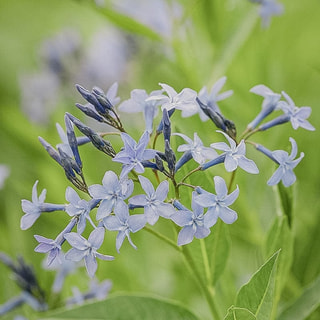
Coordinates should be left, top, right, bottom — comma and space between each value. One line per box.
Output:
21, 78, 314, 277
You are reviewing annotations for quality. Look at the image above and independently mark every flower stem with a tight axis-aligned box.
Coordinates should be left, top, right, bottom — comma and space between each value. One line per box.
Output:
181, 246, 221, 320
143, 226, 181, 253
200, 239, 212, 284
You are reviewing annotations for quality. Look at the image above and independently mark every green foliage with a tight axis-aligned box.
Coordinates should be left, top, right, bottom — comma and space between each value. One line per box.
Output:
41, 294, 199, 320
234, 250, 280, 320
224, 306, 256, 320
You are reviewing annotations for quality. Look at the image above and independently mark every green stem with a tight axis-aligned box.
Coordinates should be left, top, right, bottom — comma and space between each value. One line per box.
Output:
181, 246, 221, 320
228, 170, 237, 193
200, 239, 212, 284
143, 226, 182, 253
181, 167, 201, 184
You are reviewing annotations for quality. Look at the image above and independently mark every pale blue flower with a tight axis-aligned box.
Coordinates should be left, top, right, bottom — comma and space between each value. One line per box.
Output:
21, 181, 66, 230
112, 131, 157, 178
147, 83, 198, 117
34, 218, 77, 266
197, 76, 233, 121
210, 131, 259, 174
171, 192, 212, 246
103, 201, 146, 252
118, 89, 163, 133
195, 176, 239, 226
66, 187, 99, 233
174, 132, 218, 171
89, 171, 133, 220
258, 0, 283, 28
277, 91, 315, 131
64, 227, 114, 278
66, 279, 112, 306
257, 138, 304, 187
129, 176, 175, 225
248, 84, 281, 129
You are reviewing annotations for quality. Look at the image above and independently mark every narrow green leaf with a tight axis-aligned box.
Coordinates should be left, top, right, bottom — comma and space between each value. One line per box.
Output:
90, 4, 163, 42
276, 183, 293, 227
224, 306, 256, 320
41, 294, 199, 320
265, 215, 294, 319
235, 250, 280, 320
277, 275, 320, 320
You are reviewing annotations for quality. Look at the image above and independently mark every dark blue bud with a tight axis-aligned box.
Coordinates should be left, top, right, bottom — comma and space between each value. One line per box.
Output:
155, 154, 164, 172
162, 108, 171, 142
141, 160, 158, 170
38, 137, 61, 165
175, 151, 193, 172
173, 199, 188, 211
200, 154, 226, 171
75, 103, 104, 122
165, 140, 176, 174
156, 109, 175, 134
92, 89, 113, 110
64, 114, 82, 169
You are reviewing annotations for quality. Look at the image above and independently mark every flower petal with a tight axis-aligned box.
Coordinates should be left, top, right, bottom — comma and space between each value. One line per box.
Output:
177, 225, 195, 246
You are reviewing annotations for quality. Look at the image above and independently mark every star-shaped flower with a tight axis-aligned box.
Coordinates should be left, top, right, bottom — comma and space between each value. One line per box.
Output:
118, 89, 164, 133
171, 192, 212, 246
267, 138, 304, 187
88, 171, 133, 220
210, 131, 259, 174
34, 235, 62, 266
64, 227, 114, 278
147, 83, 198, 117
103, 201, 146, 252
65, 187, 99, 233
112, 131, 157, 178
195, 176, 239, 226
197, 76, 233, 121
21, 181, 65, 230
129, 176, 175, 225
277, 91, 315, 131
174, 132, 218, 171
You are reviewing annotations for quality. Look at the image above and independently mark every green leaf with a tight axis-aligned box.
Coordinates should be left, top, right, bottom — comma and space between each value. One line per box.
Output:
235, 250, 280, 320
264, 215, 294, 319
224, 306, 256, 320
277, 275, 320, 320
41, 294, 199, 320
276, 183, 293, 227
91, 4, 163, 42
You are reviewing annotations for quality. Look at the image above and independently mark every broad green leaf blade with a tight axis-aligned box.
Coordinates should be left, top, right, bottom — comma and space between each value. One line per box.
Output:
224, 306, 256, 320
91, 4, 163, 42
235, 250, 280, 320
276, 183, 293, 227
41, 294, 199, 320
264, 215, 293, 319
277, 275, 320, 320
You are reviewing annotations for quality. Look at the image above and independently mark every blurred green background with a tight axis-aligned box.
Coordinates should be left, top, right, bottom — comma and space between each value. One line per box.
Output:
0, 0, 319, 319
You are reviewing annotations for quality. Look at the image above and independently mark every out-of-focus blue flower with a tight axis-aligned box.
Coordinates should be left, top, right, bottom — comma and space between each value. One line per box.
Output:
210, 131, 259, 174
171, 192, 212, 246
112, 131, 157, 178
66, 278, 112, 306
66, 187, 99, 233
197, 77, 233, 121
147, 83, 198, 117
129, 176, 175, 225
257, 138, 304, 187
89, 171, 133, 220
21, 181, 66, 230
195, 176, 239, 226
64, 227, 114, 278
103, 201, 146, 252
0, 164, 10, 189
247, 84, 281, 129
174, 132, 218, 171
42, 254, 79, 293
251, 0, 284, 28
118, 89, 164, 133
277, 91, 315, 131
